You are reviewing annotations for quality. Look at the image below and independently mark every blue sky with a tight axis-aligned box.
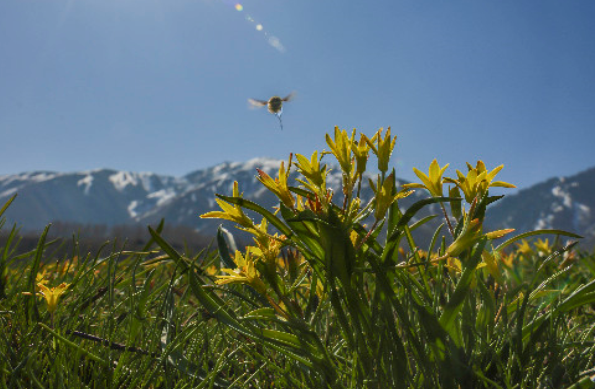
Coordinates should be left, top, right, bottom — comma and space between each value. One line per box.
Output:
1, 0, 594, 190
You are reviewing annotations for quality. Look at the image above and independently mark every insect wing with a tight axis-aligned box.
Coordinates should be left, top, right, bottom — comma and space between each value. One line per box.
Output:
248, 98, 268, 109
282, 91, 296, 102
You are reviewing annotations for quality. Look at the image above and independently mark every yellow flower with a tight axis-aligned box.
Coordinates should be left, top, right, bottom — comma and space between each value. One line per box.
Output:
295, 194, 306, 212
534, 238, 552, 256
200, 181, 254, 229
245, 218, 270, 245
403, 159, 450, 197
247, 221, 286, 266
59, 256, 79, 275
446, 256, 463, 273
36, 269, 50, 285
368, 172, 413, 221
349, 229, 360, 247
37, 282, 69, 313
479, 250, 517, 284
500, 252, 516, 268
256, 159, 295, 209
205, 265, 218, 276
216, 251, 266, 294
316, 281, 326, 299
325, 127, 355, 176
481, 250, 504, 283
365, 127, 396, 173
295, 151, 328, 194
445, 161, 516, 203
351, 134, 372, 179
516, 239, 533, 257
295, 151, 333, 211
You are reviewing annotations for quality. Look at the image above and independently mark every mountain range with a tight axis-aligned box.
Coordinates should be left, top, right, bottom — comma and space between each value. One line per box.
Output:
0, 159, 593, 249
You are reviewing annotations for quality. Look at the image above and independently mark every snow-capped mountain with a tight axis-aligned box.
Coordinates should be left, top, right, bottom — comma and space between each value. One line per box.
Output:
487, 166, 595, 248
1, 160, 594, 249
0, 168, 187, 230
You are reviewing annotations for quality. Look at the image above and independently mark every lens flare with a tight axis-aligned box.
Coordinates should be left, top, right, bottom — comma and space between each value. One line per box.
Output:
268, 36, 286, 53
221, 1, 286, 53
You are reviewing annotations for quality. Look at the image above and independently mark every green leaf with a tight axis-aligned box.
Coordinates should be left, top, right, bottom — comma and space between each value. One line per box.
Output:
26, 224, 52, 322
565, 376, 595, 389
0, 194, 16, 218
243, 307, 277, 320
288, 186, 313, 198
386, 168, 401, 234
558, 279, 595, 313
494, 229, 583, 252
410, 215, 438, 232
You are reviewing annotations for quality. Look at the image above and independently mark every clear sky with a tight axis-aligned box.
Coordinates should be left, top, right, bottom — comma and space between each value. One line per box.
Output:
1, 0, 594, 190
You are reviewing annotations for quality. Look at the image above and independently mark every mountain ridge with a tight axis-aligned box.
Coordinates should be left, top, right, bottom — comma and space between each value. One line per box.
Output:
1, 160, 594, 249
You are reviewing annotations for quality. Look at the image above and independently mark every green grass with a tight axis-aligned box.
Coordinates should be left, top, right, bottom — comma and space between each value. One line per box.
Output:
1, 127, 595, 388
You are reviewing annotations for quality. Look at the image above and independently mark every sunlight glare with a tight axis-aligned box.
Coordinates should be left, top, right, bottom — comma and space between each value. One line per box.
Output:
220, 0, 286, 53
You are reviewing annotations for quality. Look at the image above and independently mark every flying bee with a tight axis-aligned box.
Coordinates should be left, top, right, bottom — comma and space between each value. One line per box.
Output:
248, 92, 295, 130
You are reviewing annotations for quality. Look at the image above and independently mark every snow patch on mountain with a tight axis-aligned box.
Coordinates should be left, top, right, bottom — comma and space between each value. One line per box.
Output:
128, 200, 139, 218
234, 157, 281, 172
0, 171, 60, 187
147, 189, 177, 207
0, 188, 17, 199
77, 175, 93, 195
109, 171, 139, 191
24, 172, 60, 183
573, 202, 590, 231
534, 213, 555, 230
551, 185, 572, 207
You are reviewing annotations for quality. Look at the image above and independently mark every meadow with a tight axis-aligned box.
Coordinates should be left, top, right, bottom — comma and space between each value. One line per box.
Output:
1, 127, 595, 388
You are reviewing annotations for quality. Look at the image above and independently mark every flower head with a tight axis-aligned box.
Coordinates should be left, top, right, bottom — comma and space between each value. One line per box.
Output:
295, 151, 331, 208
534, 238, 552, 256
325, 127, 355, 176
256, 159, 294, 209
216, 251, 266, 294
365, 127, 396, 174
295, 151, 326, 190
403, 159, 449, 197
369, 172, 413, 221
445, 161, 516, 203
200, 181, 254, 229
516, 239, 533, 257
351, 134, 372, 179
37, 282, 69, 313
